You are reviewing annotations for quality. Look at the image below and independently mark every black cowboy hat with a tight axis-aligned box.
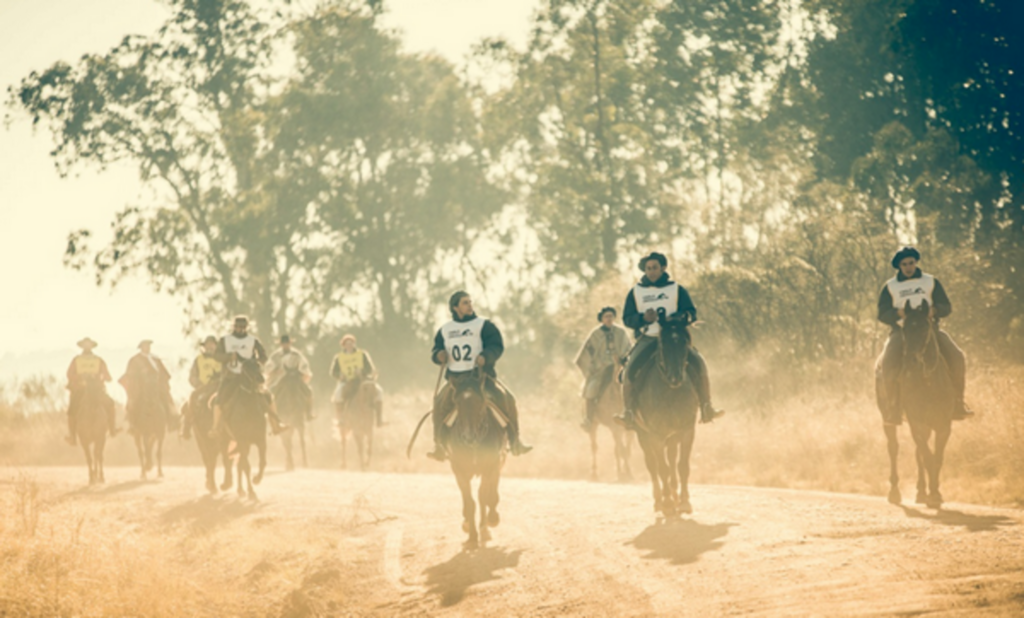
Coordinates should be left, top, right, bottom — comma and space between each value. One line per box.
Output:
891, 246, 921, 269
638, 252, 667, 271
597, 306, 617, 321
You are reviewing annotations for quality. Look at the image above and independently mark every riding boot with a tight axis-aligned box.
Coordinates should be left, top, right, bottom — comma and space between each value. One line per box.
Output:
209, 404, 224, 438
426, 409, 448, 462
266, 399, 288, 435
613, 380, 638, 431
688, 351, 725, 423
501, 393, 532, 456
580, 398, 598, 432
65, 411, 77, 446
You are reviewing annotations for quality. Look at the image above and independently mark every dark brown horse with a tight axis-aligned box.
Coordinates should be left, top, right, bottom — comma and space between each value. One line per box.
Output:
224, 369, 268, 501
127, 375, 167, 481
586, 365, 634, 482
633, 315, 700, 518
876, 301, 954, 509
445, 370, 506, 548
274, 370, 311, 471
76, 379, 110, 485
184, 392, 233, 494
336, 378, 378, 471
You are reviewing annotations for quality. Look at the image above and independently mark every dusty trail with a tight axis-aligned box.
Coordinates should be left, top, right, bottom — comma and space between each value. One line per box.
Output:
1, 466, 1022, 616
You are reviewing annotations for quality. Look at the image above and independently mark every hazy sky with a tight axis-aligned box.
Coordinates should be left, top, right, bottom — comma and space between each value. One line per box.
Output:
0, 0, 535, 383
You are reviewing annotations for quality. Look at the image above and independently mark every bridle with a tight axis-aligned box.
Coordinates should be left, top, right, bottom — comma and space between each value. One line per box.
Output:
655, 317, 691, 389
901, 316, 941, 380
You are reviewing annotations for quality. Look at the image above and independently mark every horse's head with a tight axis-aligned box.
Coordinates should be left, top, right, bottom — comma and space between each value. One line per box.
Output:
656, 314, 693, 389
450, 371, 489, 442
901, 300, 938, 373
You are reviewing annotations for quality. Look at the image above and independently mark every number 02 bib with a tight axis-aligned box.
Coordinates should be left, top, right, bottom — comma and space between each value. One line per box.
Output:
442, 317, 485, 372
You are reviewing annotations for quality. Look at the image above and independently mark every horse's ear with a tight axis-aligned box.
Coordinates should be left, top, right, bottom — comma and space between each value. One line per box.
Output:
903, 299, 912, 311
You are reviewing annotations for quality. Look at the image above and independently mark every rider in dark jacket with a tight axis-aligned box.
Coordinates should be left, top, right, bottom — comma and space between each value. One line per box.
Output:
615, 252, 724, 429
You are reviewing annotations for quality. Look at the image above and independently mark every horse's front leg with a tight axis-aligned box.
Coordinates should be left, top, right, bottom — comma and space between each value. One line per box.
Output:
676, 428, 695, 514
135, 435, 147, 480
82, 442, 94, 485
928, 425, 951, 509
253, 439, 266, 485
639, 434, 664, 514
910, 424, 931, 505
298, 423, 308, 468
454, 465, 478, 548
156, 435, 164, 478
883, 424, 901, 504
589, 423, 599, 482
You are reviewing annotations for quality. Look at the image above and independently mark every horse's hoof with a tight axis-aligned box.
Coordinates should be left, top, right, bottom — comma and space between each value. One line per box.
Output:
888, 487, 902, 505
237, 486, 246, 498
678, 500, 693, 515
206, 481, 217, 494
927, 493, 943, 509
915, 491, 928, 505
463, 538, 478, 551
253, 472, 263, 485
221, 481, 233, 491
248, 491, 258, 502
480, 527, 491, 543
487, 510, 500, 527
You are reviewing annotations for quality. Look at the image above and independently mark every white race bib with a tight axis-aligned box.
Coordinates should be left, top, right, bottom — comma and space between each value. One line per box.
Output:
633, 284, 679, 336
441, 317, 486, 372
887, 274, 935, 325
224, 334, 257, 374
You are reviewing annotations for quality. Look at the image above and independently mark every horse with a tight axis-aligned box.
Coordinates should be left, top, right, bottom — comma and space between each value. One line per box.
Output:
876, 300, 954, 509
585, 364, 634, 482
336, 378, 378, 471
273, 370, 311, 471
185, 391, 233, 494
127, 375, 167, 481
632, 314, 700, 518
224, 369, 268, 501
445, 370, 506, 549
75, 379, 110, 485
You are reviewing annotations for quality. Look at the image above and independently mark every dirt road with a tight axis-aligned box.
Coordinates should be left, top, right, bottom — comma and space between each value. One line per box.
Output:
2, 466, 1022, 616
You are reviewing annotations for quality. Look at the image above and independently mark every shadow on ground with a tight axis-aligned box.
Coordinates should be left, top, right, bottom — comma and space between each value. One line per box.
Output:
627, 518, 736, 565
421, 546, 524, 607
900, 505, 1017, 532
161, 494, 262, 534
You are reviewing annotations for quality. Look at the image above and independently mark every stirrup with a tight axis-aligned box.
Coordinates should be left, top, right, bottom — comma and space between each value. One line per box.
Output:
426, 445, 447, 462
699, 404, 725, 424
510, 440, 533, 456
951, 406, 974, 421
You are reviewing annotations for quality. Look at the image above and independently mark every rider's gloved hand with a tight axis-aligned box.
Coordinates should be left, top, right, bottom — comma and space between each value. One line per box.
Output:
644, 309, 658, 323
475, 355, 487, 368
435, 350, 448, 364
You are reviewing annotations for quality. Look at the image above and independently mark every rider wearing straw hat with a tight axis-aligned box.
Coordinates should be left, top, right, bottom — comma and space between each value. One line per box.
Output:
64, 337, 119, 445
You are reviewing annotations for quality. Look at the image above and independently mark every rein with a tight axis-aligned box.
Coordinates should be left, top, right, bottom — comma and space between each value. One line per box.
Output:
902, 319, 942, 380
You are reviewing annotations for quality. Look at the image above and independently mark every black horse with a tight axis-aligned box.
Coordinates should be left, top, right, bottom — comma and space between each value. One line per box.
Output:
876, 300, 954, 509
76, 379, 110, 485
633, 315, 701, 518
224, 369, 268, 501
186, 390, 233, 494
446, 370, 506, 549
127, 374, 167, 481
274, 370, 311, 471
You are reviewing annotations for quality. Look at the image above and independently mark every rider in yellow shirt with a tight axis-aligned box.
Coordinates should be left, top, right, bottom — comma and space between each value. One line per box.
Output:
330, 334, 383, 426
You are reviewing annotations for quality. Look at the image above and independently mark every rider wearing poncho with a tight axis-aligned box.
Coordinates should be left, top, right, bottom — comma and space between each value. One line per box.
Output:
208, 315, 287, 438
876, 246, 973, 425
426, 291, 532, 461
615, 252, 723, 430
329, 334, 383, 426
181, 335, 222, 439
119, 339, 177, 433
575, 306, 631, 432
64, 337, 119, 445
266, 334, 314, 420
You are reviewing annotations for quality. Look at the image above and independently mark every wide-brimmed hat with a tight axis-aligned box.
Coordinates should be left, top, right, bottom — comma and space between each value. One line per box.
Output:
638, 251, 667, 271
597, 306, 617, 322
77, 337, 98, 350
138, 339, 154, 349
891, 246, 922, 269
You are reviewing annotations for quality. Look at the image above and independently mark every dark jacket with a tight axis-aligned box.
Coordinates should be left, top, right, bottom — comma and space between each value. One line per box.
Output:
877, 268, 952, 327
432, 313, 504, 377
622, 273, 697, 337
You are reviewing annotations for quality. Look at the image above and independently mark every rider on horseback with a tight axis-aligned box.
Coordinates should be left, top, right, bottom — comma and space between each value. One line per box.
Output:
877, 246, 974, 425
615, 252, 724, 430
575, 307, 631, 432
266, 335, 314, 421
119, 340, 177, 434
180, 336, 222, 439
426, 291, 533, 461
64, 337, 119, 445
330, 334, 384, 426
208, 316, 287, 438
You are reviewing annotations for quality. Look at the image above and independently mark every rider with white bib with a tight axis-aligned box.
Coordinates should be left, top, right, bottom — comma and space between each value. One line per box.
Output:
426, 291, 532, 461
208, 315, 287, 437
876, 246, 973, 425
614, 252, 724, 430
